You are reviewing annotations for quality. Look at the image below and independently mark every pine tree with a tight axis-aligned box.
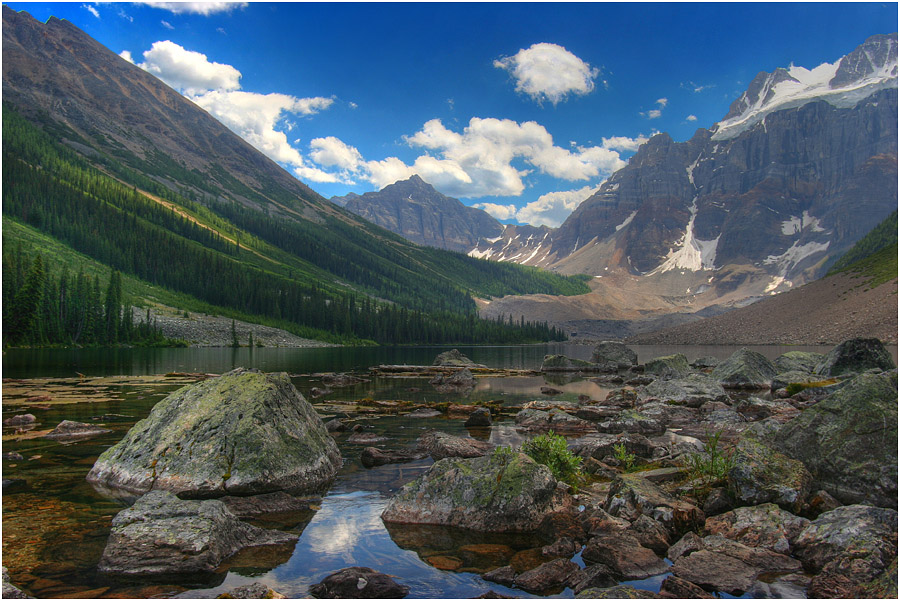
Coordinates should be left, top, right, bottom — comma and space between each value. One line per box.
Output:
231, 319, 240, 347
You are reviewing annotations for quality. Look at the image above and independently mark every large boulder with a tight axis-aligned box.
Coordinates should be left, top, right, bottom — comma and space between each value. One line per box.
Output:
515, 408, 595, 434
582, 531, 669, 580
541, 355, 602, 372
381, 452, 567, 532
640, 374, 729, 407
644, 354, 690, 379
87, 368, 342, 498
433, 349, 481, 367
43, 420, 111, 441
771, 371, 898, 508
591, 341, 638, 368
430, 367, 476, 392
97, 490, 297, 576
710, 349, 777, 390
793, 505, 898, 598
773, 351, 824, 374
727, 437, 813, 513
814, 337, 896, 377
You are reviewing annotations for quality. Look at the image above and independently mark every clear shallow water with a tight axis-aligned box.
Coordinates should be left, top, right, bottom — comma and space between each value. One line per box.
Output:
3, 342, 894, 598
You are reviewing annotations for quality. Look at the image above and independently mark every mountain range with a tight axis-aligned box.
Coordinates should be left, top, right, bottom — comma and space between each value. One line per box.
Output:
1, 6, 589, 346
332, 34, 898, 335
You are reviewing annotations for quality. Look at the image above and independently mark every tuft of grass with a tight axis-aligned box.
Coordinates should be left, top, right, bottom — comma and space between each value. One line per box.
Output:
613, 442, 638, 473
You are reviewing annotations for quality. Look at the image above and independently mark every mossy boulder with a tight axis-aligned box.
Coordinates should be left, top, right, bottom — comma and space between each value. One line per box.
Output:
644, 354, 691, 379
591, 341, 638, 368
381, 452, 566, 532
432, 349, 481, 367
813, 337, 896, 377
87, 368, 341, 499
773, 351, 824, 374
727, 437, 813, 513
771, 371, 898, 508
711, 348, 777, 390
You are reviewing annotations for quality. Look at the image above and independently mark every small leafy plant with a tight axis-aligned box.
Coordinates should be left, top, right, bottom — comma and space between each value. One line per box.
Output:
613, 442, 637, 473
521, 430, 584, 489
682, 429, 734, 496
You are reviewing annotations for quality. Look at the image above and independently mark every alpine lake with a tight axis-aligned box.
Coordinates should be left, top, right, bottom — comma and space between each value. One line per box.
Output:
3, 343, 895, 599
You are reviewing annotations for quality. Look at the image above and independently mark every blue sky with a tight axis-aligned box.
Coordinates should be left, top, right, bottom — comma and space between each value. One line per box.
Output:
7, 2, 898, 227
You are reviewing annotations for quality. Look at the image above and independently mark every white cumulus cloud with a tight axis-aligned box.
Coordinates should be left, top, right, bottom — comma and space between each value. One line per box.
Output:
601, 135, 649, 152
83, 4, 100, 18
130, 40, 335, 183
161, 20, 174, 29
119, 50, 134, 64
473, 185, 598, 227
134, 2, 247, 15
494, 42, 599, 105
136, 40, 241, 95
471, 202, 519, 221
686, 114, 698, 122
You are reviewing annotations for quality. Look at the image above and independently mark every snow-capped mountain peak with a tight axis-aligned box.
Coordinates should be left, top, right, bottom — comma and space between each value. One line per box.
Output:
712, 33, 897, 141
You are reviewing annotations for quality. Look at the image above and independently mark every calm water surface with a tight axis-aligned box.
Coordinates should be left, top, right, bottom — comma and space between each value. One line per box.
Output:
3, 343, 892, 598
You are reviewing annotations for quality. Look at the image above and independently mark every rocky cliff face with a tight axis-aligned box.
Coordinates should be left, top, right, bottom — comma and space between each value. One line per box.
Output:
471, 34, 898, 300
332, 175, 503, 253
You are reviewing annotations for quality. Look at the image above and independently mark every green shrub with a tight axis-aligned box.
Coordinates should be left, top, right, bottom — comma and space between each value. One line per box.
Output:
682, 429, 734, 495
613, 442, 637, 472
521, 430, 583, 489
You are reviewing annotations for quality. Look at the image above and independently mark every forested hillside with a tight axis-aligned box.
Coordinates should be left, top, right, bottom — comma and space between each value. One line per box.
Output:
2, 105, 585, 346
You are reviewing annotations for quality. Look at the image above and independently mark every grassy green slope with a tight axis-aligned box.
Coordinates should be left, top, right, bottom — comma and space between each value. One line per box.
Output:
827, 210, 898, 288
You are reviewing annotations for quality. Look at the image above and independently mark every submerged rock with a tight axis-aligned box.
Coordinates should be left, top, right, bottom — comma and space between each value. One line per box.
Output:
309, 567, 409, 599
86, 368, 341, 498
771, 371, 898, 508
381, 452, 566, 532
431, 368, 476, 392
813, 337, 896, 377
710, 348, 777, 390
418, 430, 493, 460
360, 447, 428, 468
43, 420, 111, 441
98, 490, 297, 576
465, 407, 493, 427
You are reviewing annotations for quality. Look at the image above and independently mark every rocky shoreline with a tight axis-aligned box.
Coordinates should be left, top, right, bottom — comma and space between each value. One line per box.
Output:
132, 306, 339, 348
3, 339, 897, 599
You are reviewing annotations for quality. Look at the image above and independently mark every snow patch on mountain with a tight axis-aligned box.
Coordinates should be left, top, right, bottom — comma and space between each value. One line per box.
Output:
648, 199, 720, 274
712, 37, 897, 141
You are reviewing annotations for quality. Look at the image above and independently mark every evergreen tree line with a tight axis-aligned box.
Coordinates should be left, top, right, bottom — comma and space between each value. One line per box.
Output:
3, 107, 567, 345
2, 246, 170, 347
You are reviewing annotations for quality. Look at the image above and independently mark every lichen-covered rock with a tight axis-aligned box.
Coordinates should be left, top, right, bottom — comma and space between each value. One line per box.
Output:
43, 420, 111, 441
515, 408, 595, 434
98, 490, 297, 576
771, 371, 898, 508
644, 354, 691, 379
86, 368, 341, 498
217, 583, 286, 599
727, 437, 813, 513
541, 355, 603, 372
640, 374, 728, 407
381, 452, 566, 532
596, 410, 665, 437
591, 341, 638, 368
433, 349, 481, 367
814, 337, 896, 377
704, 503, 810, 554
711, 348, 777, 390
430, 367, 476, 391
605, 474, 705, 536
691, 356, 720, 370
773, 351, 825, 374
417, 430, 493, 460
794, 505, 898, 599
308, 566, 409, 598
3, 414, 36, 427
572, 433, 659, 462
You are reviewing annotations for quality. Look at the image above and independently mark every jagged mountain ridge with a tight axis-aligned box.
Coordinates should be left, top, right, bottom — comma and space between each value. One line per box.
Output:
472, 33, 898, 303
331, 175, 503, 253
